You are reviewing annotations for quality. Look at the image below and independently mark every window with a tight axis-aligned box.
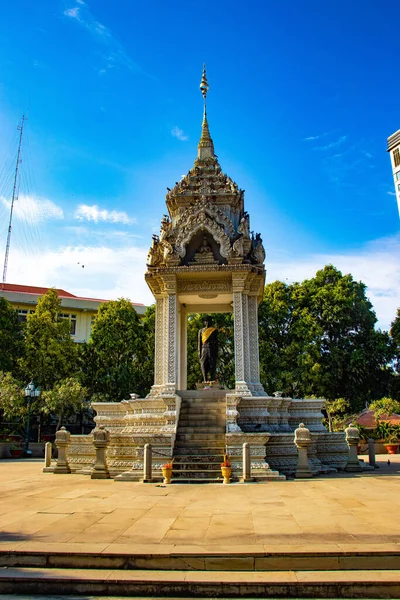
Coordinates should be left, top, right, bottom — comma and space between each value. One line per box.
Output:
398, 184, 400, 192
59, 313, 77, 335
16, 309, 34, 323
394, 148, 400, 168
396, 171, 400, 181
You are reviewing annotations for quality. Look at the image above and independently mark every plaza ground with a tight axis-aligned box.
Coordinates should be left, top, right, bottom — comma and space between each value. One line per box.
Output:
1, 458, 400, 597
0, 456, 399, 552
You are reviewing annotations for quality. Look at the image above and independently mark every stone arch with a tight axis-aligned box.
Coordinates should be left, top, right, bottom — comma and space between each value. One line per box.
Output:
175, 212, 232, 259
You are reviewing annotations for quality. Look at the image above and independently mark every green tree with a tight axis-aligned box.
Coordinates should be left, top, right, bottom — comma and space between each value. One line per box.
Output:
42, 377, 88, 430
390, 308, 400, 400
0, 297, 24, 374
258, 266, 393, 410
84, 298, 143, 401
21, 289, 78, 391
132, 305, 156, 397
0, 371, 26, 421
300, 265, 392, 409
258, 280, 316, 396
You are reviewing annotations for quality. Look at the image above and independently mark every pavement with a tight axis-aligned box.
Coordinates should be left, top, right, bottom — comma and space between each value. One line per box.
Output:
0, 456, 399, 555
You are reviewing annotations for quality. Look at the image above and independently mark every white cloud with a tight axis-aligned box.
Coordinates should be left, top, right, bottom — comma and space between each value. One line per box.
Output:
5, 244, 153, 305
63, 3, 140, 72
267, 234, 400, 331
64, 7, 80, 18
0, 194, 64, 224
388, 191, 396, 196
171, 126, 189, 142
303, 132, 328, 141
315, 135, 348, 151
74, 204, 134, 225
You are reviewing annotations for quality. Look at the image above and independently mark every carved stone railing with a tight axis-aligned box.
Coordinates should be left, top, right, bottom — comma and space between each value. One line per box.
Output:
288, 398, 326, 432
226, 432, 285, 481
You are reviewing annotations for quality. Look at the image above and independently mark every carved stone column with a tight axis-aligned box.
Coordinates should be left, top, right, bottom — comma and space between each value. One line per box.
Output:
232, 273, 251, 395
154, 296, 165, 387
232, 273, 266, 396
150, 275, 179, 396
247, 293, 265, 395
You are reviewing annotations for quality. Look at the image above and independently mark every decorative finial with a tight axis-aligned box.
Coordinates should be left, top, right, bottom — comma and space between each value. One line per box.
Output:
200, 65, 209, 103
197, 65, 214, 160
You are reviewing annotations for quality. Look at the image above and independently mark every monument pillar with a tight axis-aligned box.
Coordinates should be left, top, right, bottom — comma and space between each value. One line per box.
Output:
150, 275, 181, 396
232, 273, 266, 396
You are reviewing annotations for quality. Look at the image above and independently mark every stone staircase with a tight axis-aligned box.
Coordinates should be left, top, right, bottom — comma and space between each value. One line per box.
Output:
173, 390, 226, 483
1, 549, 400, 597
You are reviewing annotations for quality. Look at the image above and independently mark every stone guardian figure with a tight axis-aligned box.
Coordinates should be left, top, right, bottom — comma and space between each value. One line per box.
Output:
198, 316, 218, 382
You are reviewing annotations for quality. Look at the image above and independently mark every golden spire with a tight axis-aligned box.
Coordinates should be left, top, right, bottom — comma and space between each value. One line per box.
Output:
198, 65, 214, 159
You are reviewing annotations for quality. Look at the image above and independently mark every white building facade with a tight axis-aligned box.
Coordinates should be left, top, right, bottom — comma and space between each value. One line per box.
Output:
387, 129, 400, 216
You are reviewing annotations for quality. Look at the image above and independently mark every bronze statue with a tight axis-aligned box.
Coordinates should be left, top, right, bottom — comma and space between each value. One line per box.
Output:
198, 316, 218, 382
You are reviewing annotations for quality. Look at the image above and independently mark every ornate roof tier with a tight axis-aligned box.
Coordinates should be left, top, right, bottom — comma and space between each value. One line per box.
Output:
145, 67, 265, 281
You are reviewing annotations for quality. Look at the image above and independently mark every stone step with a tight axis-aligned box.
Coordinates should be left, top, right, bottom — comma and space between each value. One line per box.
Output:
178, 410, 226, 417
172, 461, 222, 469
172, 469, 222, 477
175, 433, 225, 448
178, 390, 227, 399
175, 439, 225, 449
177, 422, 225, 430
0, 566, 399, 597
176, 427, 225, 444
181, 396, 226, 406
174, 448, 225, 456
3, 549, 400, 572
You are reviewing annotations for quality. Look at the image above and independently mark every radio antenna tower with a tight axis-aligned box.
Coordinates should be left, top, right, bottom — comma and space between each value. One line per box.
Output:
2, 114, 27, 286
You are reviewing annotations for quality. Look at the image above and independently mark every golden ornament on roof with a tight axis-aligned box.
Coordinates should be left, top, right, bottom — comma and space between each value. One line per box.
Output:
200, 65, 209, 99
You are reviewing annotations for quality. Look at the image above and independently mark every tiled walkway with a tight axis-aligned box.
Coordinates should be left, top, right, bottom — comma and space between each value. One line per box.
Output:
0, 457, 399, 555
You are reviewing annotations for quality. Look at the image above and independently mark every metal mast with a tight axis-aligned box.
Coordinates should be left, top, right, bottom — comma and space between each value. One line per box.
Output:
2, 114, 26, 286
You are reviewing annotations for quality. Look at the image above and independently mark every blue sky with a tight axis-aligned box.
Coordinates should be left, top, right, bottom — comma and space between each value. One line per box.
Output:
0, 0, 399, 328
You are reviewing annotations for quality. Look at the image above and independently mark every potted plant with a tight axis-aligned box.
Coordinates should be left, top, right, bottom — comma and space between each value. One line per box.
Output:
9, 443, 23, 458
221, 455, 232, 484
374, 421, 399, 455
383, 430, 399, 455
162, 461, 173, 484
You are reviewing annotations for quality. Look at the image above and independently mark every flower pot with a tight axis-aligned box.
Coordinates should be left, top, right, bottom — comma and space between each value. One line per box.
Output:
221, 466, 232, 484
384, 443, 398, 455
10, 449, 23, 458
162, 467, 172, 484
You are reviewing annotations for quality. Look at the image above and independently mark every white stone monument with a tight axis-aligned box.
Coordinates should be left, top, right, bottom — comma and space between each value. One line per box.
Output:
62, 69, 348, 482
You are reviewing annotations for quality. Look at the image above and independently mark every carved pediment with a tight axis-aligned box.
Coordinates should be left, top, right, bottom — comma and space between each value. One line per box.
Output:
175, 212, 231, 260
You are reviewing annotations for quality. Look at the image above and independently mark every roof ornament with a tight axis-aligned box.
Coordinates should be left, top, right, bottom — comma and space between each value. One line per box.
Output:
200, 65, 209, 108
198, 65, 214, 159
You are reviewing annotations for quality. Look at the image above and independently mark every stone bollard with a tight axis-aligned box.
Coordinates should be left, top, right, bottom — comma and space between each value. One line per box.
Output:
345, 424, 362, 472
43, 442, 54, 473
294, 423, 313, 478
368, 438, 378, 469
143, 443, 153, 483
242, 443, 252, 482
91, 426, 111, 479
53, 427, 71, 474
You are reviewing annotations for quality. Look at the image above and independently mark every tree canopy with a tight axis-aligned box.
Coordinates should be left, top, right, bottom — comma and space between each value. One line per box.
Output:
82, 298, 143, 401
0, 265, 399, 430
259, 265, 394, 411
0, 297, 24, 374
20, 288, 78, 391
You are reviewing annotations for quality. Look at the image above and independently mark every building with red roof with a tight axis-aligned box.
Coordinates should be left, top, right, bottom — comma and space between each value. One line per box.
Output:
0, 283, 146, 343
